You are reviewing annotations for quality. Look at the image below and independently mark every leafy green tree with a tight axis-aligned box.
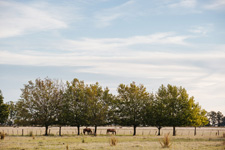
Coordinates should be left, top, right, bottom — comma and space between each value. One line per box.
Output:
221, 117, 225, 126
155, 84, 204, 136
185, 97, 208, 135
102, 87, 116, 126
216, 111, 223, 127
208, 111, 217, 126
6, 101, 17, 126
16, 78, 64, 135
117, 82, 151, 136
152, 85, 170, 136
62, 78, 88, 135
0, 90, 9, 125
85, 82, 110, 135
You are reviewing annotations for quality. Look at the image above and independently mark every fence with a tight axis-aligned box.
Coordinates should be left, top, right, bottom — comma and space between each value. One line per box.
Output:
0, 126, 225, 137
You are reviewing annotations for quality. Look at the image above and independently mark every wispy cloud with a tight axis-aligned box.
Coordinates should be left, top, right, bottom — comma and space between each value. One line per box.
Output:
61, 32, 191, 52
189, 24, 213, 35
0, 1, 67, 38
204, 0, 225, 10
94, 0, 135, 27
169, 0, 197, 8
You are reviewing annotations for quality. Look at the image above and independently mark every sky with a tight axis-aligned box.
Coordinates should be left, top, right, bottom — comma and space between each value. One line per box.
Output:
0, 0, 225, 114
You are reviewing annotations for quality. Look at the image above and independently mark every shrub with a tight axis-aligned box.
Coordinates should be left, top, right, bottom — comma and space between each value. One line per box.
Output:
29, 131, 33, 137
0, 133, 5, 140
160, 133, 172, 148
82, 138, 85, 143
109, 137, 117, 146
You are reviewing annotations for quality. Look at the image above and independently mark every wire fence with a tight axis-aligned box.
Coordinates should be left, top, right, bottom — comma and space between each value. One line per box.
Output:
1, 126, 225, 137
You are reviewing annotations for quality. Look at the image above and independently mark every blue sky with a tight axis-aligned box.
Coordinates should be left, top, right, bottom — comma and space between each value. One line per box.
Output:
0, 0, 225, 114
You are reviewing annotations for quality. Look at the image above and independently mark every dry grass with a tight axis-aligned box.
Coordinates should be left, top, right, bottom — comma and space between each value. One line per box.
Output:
109, 136, 118, 146
0, 136, 224, 150
160, 133, 172, 148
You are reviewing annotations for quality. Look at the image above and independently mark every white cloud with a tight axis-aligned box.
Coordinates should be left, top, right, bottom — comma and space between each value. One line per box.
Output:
189, 24, 213, 35
1, 46, 225, 113
62, 32, 191, 52
0, 1, 67, 38
204, 0, 225, 10
94, 0, 135, 27
169, 0, 197, 8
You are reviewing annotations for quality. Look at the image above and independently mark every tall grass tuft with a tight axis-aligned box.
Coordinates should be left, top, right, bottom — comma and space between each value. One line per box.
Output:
66, 144, 69, 150
160, 133, 172, 148
29, 131, 33, 137
82, 138, 85, 143
223, 133, 225, 148
0, 132, 5, 140
109, 137, 118, 146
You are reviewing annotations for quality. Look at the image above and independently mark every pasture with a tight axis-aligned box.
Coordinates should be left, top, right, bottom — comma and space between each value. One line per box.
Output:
0, 126, 225, 150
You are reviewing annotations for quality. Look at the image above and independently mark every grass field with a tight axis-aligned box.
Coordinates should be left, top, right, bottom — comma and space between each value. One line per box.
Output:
0, 127, 225, 150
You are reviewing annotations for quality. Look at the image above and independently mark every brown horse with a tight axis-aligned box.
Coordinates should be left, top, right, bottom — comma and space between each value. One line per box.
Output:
106, 129, 116, 135
83, 128, 92, 135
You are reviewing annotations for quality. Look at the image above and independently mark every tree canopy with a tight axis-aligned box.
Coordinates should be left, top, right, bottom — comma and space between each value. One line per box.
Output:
0, 90, 9, 125
116, 82, 152, 136
16, 78, 64, 135
12, 78, 213, 136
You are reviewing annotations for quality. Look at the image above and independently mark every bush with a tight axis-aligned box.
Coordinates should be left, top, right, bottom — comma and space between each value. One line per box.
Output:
0, 132, 5, 140
109, 137, 117, 146
29, 131, 33, 137
160, 133, 172, 148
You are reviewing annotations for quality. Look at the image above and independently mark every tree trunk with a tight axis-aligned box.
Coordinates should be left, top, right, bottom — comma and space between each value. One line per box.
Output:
157, 126, 161, 136
59, 126, 62, 136
94, 125, 97, 135
173, 126, 176, 136
45, 125, 48, 136
194, 126, 196, 136
133, 125, 137, 136
77, 125, 80, 135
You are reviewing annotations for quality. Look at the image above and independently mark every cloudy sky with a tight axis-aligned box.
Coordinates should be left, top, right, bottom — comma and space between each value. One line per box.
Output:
0, 0, 225, 114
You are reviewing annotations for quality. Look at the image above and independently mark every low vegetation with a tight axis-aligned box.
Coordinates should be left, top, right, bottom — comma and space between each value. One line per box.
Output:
109, 136, 118, 146
0, 132, 5, 140
159, 133, 172, 148
0, 134, 224, 150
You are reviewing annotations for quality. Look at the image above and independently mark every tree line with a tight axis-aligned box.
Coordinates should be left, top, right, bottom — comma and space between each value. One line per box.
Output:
0, 78, 223, 136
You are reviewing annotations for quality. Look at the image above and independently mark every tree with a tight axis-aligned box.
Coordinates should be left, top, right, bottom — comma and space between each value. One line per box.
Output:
85, 82, 110, 135
63, 78, 88, 135
154, 84, 204, 136
0, 90, 9, 125
221, 117, 225, 126
117, 82, 151, 136
208, 111, 217, 126
216, 111, 223, 127
185, 98, 208, 135
6, 101, 17, 126
152, 85, 170, 136
16, 78, 64, 135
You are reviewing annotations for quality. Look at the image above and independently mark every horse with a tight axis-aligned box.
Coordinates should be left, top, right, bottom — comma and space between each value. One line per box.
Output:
106, 129, 116, 135
83, 128, 92, 135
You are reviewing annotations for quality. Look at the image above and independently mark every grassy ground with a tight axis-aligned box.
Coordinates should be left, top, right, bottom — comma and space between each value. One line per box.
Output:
0, 134, 224, 150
